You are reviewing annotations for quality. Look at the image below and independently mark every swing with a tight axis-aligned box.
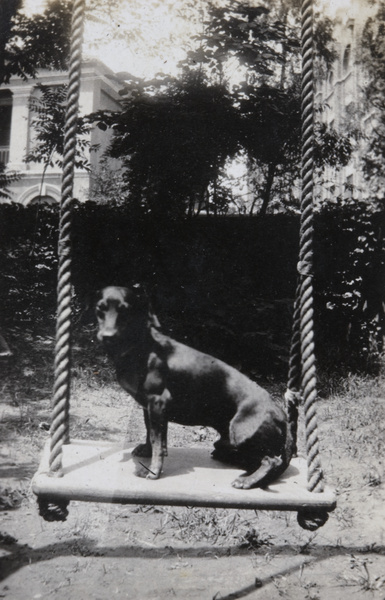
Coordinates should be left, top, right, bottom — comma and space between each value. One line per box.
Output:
32, 0, 336, 531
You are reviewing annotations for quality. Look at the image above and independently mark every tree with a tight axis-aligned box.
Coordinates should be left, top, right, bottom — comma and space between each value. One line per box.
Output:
92, 72, 240, 219
0, 163, 19, 200
91, 1, 352, 217
0, 0, 73, 196
0, 0, 23, 85
6, 0, 352, 215
186, 1, 350, 215
0, 0, 72, 86
26, 84, 96, 179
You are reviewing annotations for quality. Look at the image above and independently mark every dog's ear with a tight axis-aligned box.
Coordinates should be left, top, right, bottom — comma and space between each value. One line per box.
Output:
148, 305, 161, 329
126, 284, 147, 311
80, 289, 103, 313
94, 289, 104, 304
134, 284, 160, 328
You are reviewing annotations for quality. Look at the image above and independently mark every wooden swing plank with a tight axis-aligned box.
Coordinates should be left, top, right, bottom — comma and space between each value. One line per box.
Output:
32, 440, 336, 511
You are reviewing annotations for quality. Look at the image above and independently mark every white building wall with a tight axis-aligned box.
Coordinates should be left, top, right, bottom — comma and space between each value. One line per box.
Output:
1, 59, 122, 204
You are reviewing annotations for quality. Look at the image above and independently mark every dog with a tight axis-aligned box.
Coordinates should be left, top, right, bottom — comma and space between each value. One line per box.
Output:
96, 286, 292, 489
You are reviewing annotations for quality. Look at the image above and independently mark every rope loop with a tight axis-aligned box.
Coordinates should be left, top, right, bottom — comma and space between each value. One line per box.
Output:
38, 497, 69, 522
297, 509, 329, 531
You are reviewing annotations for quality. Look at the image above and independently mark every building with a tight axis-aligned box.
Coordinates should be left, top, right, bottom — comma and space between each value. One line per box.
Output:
315, 0, 377, 204
0, 59, 122, 204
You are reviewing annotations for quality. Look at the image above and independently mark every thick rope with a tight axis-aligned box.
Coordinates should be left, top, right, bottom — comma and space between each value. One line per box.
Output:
299, 0, 324, 496
285, 0, 328, 529
48, 0, 85, 484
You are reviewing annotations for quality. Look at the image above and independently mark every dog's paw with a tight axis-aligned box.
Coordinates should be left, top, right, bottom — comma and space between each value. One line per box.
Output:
134, 463, 160, 479
231, 475, 254, 490
132, 443, 152, 458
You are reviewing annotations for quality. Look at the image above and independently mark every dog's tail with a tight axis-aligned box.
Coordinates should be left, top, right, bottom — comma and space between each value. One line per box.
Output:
0, 332, 12, 358
282, 418, 294, 469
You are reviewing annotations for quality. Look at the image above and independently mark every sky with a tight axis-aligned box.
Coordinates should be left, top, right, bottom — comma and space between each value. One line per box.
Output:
23, 0, 197, 78
22, 0, 360, 79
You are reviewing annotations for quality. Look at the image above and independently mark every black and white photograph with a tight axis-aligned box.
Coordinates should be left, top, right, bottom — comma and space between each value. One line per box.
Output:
1, 0, 384, 598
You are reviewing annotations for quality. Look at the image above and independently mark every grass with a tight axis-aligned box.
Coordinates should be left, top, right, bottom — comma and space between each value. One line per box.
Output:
152, 506, 274, 548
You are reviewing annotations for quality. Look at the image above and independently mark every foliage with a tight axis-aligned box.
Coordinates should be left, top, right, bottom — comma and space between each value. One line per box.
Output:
0, 0, 23, 84
89, 1, 352, 216
88, 157, 128, 205
361, 2, 385, 200
0, 0, 354, 214
315, 197, 385, 370
0, 204, 59, 328
181, 1, 300, 86
314, 123, 354, 169
26, 84, 96, 171
313, 10, 338, 79
1, 202, 384, 373
91, 73, 240, 218
0, 163, 19, 199
0, 0, 73, 196
0, 0, 72, 85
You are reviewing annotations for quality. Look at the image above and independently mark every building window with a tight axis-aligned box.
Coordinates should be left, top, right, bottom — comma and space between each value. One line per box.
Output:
343, 44, 351, 73
0, 90, 12, 165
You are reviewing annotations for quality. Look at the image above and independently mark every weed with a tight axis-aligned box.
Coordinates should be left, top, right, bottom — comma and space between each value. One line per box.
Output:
334, 506, 355, 529
303, 582, 320, 600
240, 527, 274, 550
273, 575, 290, 597
338, 555, 385, 591
363, 468, 383, 488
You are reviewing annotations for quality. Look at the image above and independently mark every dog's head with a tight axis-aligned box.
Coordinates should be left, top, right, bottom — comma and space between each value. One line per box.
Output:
96, 286, 160, 350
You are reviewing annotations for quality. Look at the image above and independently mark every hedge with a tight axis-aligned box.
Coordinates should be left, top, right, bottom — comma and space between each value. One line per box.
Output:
0, 201, 384, 375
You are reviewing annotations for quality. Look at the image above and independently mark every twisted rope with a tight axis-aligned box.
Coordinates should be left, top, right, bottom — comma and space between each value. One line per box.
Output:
285, 0, 328, 529
299, 0, 324, 496
49, 0, 85, 481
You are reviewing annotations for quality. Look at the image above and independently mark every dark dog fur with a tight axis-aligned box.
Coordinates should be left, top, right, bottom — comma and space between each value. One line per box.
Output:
96, 286, 292, 489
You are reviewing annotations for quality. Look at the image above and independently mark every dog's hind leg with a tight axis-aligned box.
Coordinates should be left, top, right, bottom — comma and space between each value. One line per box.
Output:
211, 427, 234, 463
231, 455, 284, 489
211, 433, 245, 466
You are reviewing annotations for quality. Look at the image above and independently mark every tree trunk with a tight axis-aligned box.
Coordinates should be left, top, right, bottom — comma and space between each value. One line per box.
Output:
258, 163, 276, 217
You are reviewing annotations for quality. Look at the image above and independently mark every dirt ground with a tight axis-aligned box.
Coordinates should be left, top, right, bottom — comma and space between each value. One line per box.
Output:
1, 356, 385, 599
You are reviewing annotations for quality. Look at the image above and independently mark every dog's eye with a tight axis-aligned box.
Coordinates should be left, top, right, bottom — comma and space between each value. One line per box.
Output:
96, 304, 107, 317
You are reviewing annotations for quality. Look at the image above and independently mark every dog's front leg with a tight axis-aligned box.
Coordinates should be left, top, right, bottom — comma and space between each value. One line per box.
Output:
132, 409, 152, 458
146, 390, 170, 480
